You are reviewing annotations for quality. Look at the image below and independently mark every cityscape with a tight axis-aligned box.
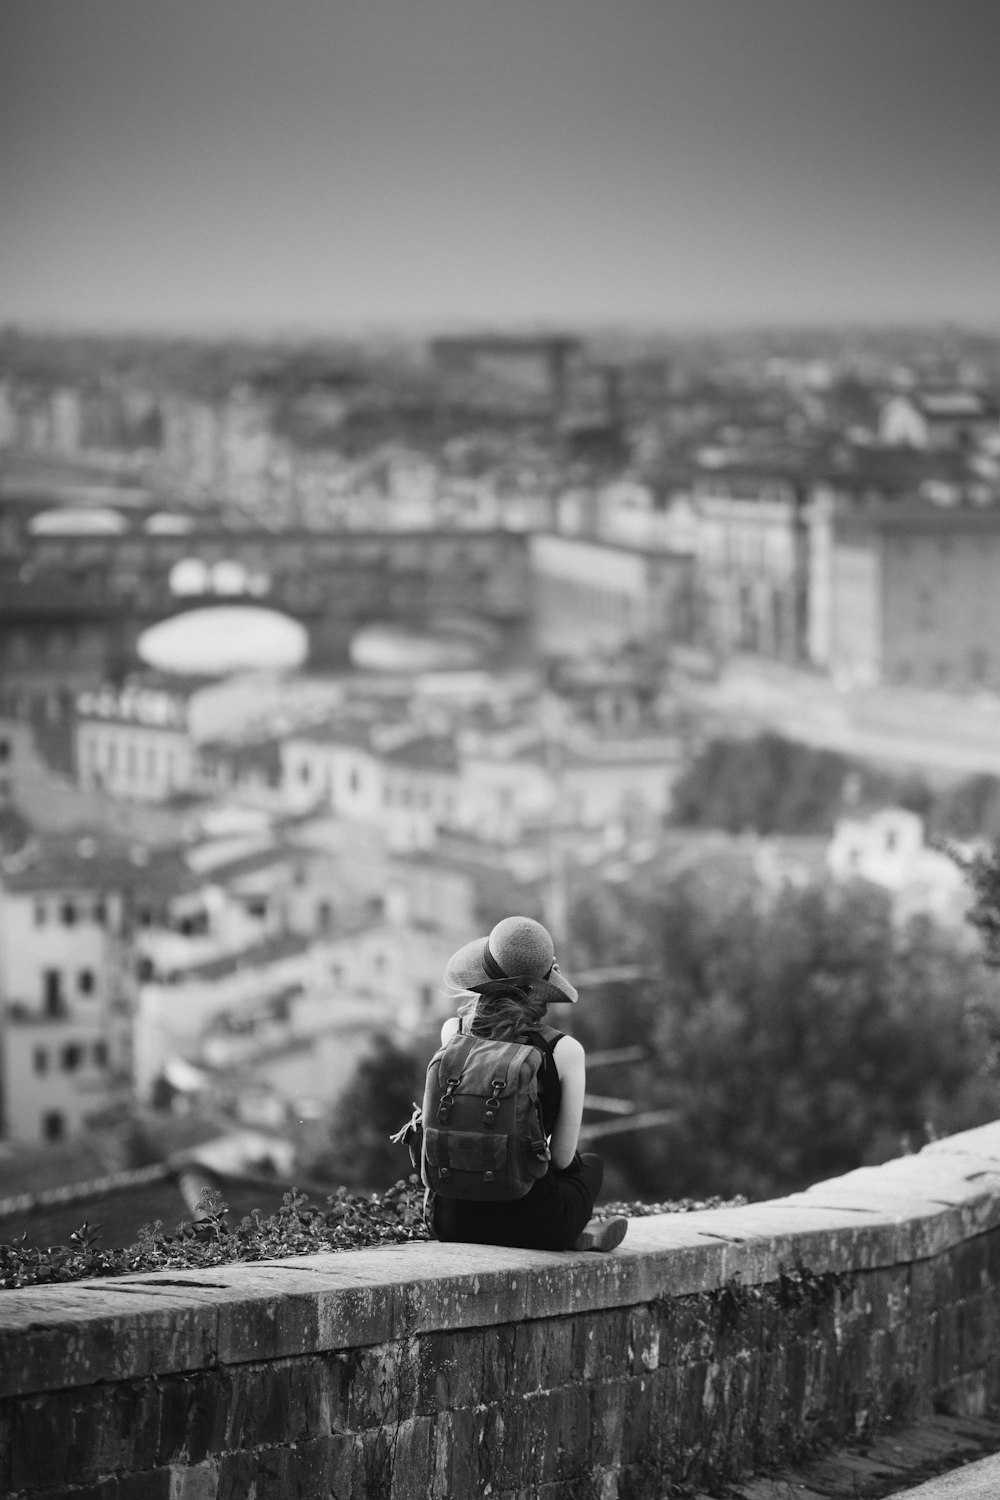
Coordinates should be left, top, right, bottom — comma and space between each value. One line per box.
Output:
4, 3, 1000, 1495
4, 319, 1000, 1233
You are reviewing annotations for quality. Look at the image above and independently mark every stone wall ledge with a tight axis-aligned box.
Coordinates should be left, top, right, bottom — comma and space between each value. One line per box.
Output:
3, 1119, 1000, 1402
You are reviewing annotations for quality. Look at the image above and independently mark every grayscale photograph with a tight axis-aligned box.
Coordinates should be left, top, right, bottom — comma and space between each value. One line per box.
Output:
2, 3, 1000, 1496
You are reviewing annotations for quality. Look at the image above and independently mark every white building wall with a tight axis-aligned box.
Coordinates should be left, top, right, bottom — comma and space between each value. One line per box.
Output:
3, 1018, 110, 1144
806, 490, 835, 668
458, 754, 554, 842
830, 536, 883, 686
530, 533, 654, 656
0, 884, 131, 1143
76, 719, 196, 801
0, 885, 123, 1011
879, 396, 928, 448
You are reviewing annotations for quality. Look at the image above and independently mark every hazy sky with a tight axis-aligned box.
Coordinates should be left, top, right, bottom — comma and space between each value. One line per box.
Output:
2, 0, 998, 333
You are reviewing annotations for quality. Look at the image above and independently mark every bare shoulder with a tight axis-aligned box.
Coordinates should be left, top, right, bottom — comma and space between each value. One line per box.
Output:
440, 1016, 461, 1043
552, 1032, 585, 1073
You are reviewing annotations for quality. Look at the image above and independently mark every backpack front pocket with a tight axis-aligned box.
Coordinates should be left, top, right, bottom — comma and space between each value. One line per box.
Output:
423, 1128, 509, 1195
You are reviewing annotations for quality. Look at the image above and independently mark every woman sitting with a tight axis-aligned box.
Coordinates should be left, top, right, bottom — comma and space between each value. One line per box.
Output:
426, 915, 628, 1254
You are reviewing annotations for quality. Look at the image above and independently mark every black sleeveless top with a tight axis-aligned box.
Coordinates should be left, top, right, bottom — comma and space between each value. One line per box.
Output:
525, 1026, 563, 1135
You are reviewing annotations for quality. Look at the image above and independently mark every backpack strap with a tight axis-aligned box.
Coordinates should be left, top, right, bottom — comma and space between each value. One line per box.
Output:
526, 1025, 564, 1064
434, 1033, 478, 1125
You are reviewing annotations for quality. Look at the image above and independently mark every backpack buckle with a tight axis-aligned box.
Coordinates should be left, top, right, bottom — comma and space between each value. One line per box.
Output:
483, 1079, 504, 1127
438, 1076, 461, 1124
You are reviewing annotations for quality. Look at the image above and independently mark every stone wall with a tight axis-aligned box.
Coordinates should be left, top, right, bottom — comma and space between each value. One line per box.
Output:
3, 1121, 1000, 1499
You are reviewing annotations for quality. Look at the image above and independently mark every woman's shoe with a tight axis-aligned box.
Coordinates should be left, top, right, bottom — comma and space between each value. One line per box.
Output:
573, 1216, 628, 1252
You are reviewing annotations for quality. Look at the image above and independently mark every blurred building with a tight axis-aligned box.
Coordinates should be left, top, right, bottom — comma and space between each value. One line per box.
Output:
826, 806, 968, 927
157, 393, 223, 499
879, 390, 1000, 451
530, 533, 695, 658
0, 837, 148, 1144
132, 817, 476, 1118
281, 721, 460, 851
688, 470, 808, 662
75, 679, 200, 802
430, 334, 582, 404
808, 499, 1000, 690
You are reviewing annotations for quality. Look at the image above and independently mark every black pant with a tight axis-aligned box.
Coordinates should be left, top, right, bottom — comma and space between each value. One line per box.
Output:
431, 1153, 604, 1252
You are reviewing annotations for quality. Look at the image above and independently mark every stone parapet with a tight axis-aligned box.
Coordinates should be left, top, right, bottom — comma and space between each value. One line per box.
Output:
3, 1121, 1000, 1497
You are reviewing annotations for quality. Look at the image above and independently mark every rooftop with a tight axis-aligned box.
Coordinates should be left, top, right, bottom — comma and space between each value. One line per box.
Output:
911, 390, 998, 419
381, 734, 459, 773
0, 834, 192, 897
156, 931, 311, 984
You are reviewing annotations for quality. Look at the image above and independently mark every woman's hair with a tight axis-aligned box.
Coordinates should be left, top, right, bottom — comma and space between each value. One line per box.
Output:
458, 988, 549, 1039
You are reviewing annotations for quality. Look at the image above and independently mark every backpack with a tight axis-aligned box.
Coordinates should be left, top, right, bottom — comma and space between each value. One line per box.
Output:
420, 1027, 557, 1201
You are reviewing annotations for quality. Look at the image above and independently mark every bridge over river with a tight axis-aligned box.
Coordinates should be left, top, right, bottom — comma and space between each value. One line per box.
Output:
0, 521, 534, 704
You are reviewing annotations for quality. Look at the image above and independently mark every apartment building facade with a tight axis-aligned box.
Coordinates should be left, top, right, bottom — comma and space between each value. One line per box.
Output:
0, 839, 140, 1144
688, 470, 808, 663
808, 498, 1000, 689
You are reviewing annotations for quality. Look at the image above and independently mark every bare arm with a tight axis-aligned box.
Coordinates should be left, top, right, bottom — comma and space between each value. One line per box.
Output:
440, 1016, 461, 1043
549, 1033, 586, 1170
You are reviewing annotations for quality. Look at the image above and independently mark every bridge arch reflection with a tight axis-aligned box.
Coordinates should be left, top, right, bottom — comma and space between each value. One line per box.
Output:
137, 605, 308, 675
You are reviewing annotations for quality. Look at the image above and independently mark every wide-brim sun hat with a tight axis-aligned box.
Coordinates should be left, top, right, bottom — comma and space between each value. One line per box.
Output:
444, 915, 579, 1004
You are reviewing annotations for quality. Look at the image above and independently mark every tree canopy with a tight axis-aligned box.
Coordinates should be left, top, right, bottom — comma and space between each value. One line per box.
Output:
566, 869, 999, 1202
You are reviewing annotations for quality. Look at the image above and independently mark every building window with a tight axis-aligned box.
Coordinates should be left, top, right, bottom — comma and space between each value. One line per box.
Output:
34, 900, 46, 926
0, 737, 9, 761
61, 900, 77, 927
78, 969, 95, 996
43, 1111, 65, 1142
43, 969, 63, 1015
33, 1047, 48, 1075
94, 899, 107, 926
61, 1044, 82, 1072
